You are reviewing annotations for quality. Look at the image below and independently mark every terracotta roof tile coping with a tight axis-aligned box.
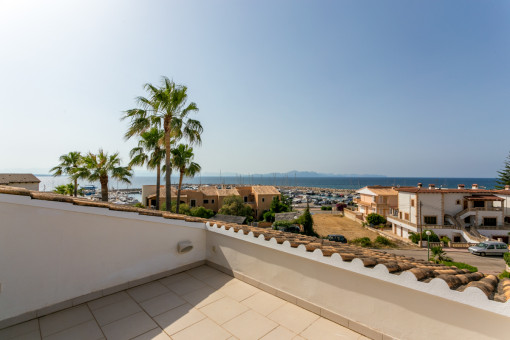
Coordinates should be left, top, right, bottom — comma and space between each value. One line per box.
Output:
0, 185, 506, 302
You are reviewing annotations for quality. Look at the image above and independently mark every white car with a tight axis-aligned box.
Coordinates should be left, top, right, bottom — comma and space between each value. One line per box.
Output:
468, 241, 509, 256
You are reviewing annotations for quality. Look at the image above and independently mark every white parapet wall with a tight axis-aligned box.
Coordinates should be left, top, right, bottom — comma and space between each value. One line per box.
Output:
0, 194, 206, 323
206, 223, 510, 340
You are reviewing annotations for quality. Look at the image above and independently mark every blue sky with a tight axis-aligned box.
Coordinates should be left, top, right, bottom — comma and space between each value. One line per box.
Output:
0, 0, 509, 177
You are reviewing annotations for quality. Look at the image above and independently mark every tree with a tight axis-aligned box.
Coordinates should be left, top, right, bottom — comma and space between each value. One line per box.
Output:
171, 144, 201, 214
50, 151, 82, 197
218, 195, 253, 219
128, 127, 165, 210
76, 150, 132, 202
123, 77, 203, 211
299, 203, 318, 237
366, 213, 386, 226
496, 152, 510, 189
54, 183, 84, 196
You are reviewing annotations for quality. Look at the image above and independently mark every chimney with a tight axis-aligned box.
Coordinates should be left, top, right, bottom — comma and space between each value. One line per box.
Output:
458, 184, 465, 189
428, 184, 435, 190
417, 183, 423, 188
505, 185, 510, 190
472, 184, 478, 190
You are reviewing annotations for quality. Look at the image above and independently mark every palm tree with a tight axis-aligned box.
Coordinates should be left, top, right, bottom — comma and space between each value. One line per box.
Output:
76, 150, 132, 202
50, 151, 83, 197
171, 144, 201, 214
123, 77, 203, 211
129, 127, 165, 209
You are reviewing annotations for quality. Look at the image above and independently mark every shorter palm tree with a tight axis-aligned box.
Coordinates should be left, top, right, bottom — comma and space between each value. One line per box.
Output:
50, 151, 82, 197
129, 127, 165, 209
171, 144, 201, 214
76, 150, 132, 202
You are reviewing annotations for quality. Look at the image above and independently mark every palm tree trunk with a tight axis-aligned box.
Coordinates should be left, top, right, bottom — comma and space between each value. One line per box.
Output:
164, 124, 171, 211
74, 178, 78, 197
176, 171, 184, 214
100, 176, 108, 202
156, 163, 161, 210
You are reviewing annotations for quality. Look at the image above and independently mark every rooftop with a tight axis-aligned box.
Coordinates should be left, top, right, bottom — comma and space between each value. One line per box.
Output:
0, 174, 40, 185
0, 265, 367, 340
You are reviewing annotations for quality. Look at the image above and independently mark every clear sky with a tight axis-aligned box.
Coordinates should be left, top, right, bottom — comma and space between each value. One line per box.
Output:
0, 0, 509, 177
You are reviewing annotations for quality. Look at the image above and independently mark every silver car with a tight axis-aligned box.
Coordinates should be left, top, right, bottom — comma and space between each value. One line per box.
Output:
468, 241, 509, 256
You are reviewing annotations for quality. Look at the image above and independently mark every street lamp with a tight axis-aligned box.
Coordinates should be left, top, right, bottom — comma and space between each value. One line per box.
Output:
426, 230, 431, 262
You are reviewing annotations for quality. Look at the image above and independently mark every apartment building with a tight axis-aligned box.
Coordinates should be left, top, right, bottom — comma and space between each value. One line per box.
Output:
354, 186, 398, 221
387, 183, 510, 243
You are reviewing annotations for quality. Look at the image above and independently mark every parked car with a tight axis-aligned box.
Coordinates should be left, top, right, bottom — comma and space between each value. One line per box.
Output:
468, 241, 509, 256
328, 234, 347, 243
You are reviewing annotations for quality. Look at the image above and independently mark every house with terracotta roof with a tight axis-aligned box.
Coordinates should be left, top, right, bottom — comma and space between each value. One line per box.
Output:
0, 173, 40, 191
142, 185, 280, 217
387, 183, 510, 243
1, 184, 509, 339
354, 186, 398, 221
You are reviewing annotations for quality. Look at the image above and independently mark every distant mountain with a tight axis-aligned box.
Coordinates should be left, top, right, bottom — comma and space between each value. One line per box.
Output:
252, 171, 386, 178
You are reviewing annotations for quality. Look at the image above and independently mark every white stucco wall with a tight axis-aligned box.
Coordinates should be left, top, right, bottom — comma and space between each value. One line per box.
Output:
0, 194, 206, 322
397, 192, 415, 223
206, 225, 510, 340
419, 193, 443, 225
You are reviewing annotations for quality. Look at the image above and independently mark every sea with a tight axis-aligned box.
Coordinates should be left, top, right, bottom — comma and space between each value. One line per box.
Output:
36, 175, 498, 192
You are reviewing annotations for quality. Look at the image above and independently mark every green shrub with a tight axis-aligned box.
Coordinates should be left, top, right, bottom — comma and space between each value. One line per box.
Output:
375, 236, 395, 247
133, 202, 144, 208
273, 220, 294, 228
190, 206, 215, 218
263, 211, 275, 222
504, 253, 510, 266
350, 237, 372, 247
441, 261, 478, 273
366, 213, 386, 225
499, 271, 510, 279
321, 206, 332, 211
409, 230, 440, 244
440, 236, 451, 244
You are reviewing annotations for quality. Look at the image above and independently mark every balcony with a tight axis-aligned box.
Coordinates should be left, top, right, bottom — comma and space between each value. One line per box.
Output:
1, 186, 509, 339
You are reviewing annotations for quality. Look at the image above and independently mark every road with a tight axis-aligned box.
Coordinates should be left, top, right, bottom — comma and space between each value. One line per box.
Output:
382, 248, 506, 275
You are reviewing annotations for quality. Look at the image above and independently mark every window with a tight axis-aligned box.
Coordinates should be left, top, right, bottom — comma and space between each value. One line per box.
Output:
483, 218, 497, 226
473, 201, 485, 208
411, 200, 415, 207
203, 199, 209, 204
404, 213, 409, 220
424, 216, 437, 225
190, 200, 196, 207
399, 212, 402, 219
262, 198, 265, 202
456, 200, 461, 205
497, 244, 507, 249
244, 196, 248, 203
487, 245, 495, 250
212, 199, 215, 204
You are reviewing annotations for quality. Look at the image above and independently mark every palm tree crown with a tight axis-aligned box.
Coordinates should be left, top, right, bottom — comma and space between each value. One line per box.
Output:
77, 150, 132, 202
50, 151, 82, 197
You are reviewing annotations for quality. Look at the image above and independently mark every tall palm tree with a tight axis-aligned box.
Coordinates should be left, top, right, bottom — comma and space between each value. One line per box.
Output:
171, 144, 201, 214
129, 127, 165, 210
50, 151, 82, 197
76, 150, 132, 202
123, 77, 203, 211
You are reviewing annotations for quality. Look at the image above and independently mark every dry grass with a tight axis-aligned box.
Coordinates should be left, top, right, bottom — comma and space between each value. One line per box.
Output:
312, 214, 379, 240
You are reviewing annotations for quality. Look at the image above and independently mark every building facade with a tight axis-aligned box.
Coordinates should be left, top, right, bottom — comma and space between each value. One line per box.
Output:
354, 186, 398, 221
387, 183, 510, 243
143, 185, 281, 218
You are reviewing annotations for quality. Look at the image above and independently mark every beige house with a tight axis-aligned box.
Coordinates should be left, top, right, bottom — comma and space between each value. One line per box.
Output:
143, 185, 280, 217
354, 186, 398, 221
0, 174, 40, 191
